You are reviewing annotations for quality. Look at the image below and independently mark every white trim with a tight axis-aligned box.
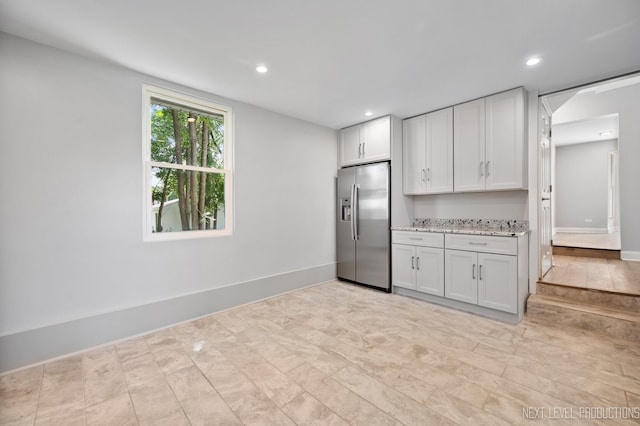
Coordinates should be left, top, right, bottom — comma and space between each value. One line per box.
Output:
553, 227, 608, 234
621, 251, 640, 261
149, 161, 226, 174
141, 84, 233, 242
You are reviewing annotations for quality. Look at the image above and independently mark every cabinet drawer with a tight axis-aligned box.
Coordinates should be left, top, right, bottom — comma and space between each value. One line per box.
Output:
445, 234, 517, 255
392, 231, 444, 248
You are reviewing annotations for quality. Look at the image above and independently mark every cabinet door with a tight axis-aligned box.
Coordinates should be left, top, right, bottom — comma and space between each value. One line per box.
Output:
339, 125, 362, 167
477, 253, 518, 313
361, 116, 391, 162
425, 107, 453, 193
445, 249, 478, 304
392, 244, 416, 290
402, 115, 426, 194
416, 246, 444, 296
454, 99, 485, 192
485, 88, 526, 190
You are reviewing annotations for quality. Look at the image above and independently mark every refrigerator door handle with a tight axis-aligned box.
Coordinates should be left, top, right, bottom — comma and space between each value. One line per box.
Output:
353, 184, 360, 240
350, 183, 356, 240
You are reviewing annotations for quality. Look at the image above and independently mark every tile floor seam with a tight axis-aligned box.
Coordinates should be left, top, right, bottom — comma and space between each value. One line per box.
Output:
116, 346, 143, 426
188, 361, 244, 425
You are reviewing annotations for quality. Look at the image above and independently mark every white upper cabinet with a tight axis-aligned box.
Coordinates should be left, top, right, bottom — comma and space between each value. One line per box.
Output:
453, 98, 486, 192
425, 107, 454, 193
485, 88, 526, 190
339, 116, 390, 167
450, 87, 527, 193
339, 125, 361, 167
403, 108, 453, 195
402, 115, 426, 194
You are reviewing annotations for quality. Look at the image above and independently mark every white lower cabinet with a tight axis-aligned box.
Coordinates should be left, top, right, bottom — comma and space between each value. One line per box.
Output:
445, 249, 517, 313
392, 231, 444, 296
444, 249, 478, 304
392, 244, 444, 296
393, 230, 527, 321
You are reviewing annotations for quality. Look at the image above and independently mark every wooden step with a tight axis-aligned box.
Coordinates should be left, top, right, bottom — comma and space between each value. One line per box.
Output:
526, 293, 640, 342
537, 282, 640, 313
552, 245, 620, 259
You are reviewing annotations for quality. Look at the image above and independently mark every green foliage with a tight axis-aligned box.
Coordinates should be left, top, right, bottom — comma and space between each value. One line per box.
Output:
150, 102, 226, 231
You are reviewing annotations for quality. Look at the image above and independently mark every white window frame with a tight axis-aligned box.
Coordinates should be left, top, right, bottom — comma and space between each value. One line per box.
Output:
142, 84, 233, 241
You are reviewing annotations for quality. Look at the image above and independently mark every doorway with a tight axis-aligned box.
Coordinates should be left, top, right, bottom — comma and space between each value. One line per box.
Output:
538, 73, 640, 296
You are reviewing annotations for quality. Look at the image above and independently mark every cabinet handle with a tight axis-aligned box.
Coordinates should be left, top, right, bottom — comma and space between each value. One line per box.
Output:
421, 169, 426, 182
416, 257, 420, 270
480, 161, 484, 177
468, 242, 488, 246
427, 168, 431, 182
409, 237, 423, 241
479, 264, 483, 280
486, 161, 490, 176
411, 256, 415, 270
358, 143, 362, 157
362, 142, 365, 157
472, 264, 476, 279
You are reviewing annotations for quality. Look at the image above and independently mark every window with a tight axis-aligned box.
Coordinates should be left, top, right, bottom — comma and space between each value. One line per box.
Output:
142, 85, 233, 240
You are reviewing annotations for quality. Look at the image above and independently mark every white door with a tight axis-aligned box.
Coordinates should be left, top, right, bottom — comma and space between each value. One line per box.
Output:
477, 253, 518, 313
426, 107, 454, 193
485, 88, 525, 190
403, 115, 426, 194
607, 151, 617, 232
361, 116, 390, 162
392, 244, 416, 290
416, 246, 445, 296
445, 249, 478, 304
539, 100, 553, 278
454, 99, 486, 192
339, 125, 362, 167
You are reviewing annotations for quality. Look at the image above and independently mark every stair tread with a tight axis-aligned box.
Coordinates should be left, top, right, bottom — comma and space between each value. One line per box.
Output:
528, 294, 640, 322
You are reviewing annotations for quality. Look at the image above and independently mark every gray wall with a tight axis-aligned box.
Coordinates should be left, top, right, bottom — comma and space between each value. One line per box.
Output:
0, 34, 337, 356
554, 140, 617, 231
553, 84, 640, 258
413, 191, 529, 221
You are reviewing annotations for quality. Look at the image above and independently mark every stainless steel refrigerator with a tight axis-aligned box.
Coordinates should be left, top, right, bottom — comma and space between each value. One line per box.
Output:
337, 162, 390, 291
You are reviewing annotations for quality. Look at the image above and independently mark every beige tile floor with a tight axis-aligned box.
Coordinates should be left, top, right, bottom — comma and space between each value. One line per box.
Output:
2, 281, 640, 425
542, 255, 640, 296
553, 232, 621, 251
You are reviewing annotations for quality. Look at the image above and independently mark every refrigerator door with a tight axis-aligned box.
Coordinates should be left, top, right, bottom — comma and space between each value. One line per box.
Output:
355, 162, 390, 290
337, 167, 356, 281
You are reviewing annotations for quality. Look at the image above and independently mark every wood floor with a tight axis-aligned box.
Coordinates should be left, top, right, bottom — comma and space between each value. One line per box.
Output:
553, 231, 621, 251
2, 281, 640, 425
542, 255, 640, 296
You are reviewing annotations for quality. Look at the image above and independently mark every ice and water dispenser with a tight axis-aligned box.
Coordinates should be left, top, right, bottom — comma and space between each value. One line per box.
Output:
341, 197, 352, 222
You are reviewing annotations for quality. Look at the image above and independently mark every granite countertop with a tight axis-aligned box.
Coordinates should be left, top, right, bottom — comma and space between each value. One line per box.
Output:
392, 218, 529, 237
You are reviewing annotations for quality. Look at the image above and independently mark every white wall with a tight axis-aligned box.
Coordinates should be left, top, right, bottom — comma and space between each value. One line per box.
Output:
413, 191, 528, 220
0, 33, 337, 336
554, 139, 617, 231
553, 84, 640, 257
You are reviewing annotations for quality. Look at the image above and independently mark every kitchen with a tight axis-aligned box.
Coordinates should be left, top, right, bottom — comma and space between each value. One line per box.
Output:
1, 1, 639, 424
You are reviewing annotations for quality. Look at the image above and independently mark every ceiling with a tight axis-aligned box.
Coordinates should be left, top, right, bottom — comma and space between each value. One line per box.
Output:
1, 0, 640, 129
548, 73, 640, 146
552, 114, 618, 146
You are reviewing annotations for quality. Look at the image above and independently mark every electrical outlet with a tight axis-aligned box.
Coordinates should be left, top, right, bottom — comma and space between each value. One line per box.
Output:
585, 219, 593, 223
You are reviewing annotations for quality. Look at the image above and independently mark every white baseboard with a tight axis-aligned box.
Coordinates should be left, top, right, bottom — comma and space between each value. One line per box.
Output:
621, 251, 640, 262
0, 263, 336, 374
554, 227, 608, 234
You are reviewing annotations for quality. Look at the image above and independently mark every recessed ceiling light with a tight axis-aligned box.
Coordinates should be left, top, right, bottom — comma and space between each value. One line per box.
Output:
599, 130, 613, 136
525, 57, 541, 66
256, 65, 268, 73
364, 111, 373, 117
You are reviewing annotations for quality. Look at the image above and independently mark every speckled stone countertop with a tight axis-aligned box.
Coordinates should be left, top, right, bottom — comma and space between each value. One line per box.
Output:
392, 218, 529, 237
